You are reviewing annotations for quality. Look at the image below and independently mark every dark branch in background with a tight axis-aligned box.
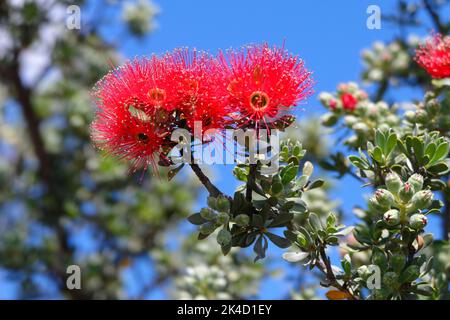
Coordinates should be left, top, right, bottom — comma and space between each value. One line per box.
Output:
3, 47, 93, 300
423, 0, 447, 34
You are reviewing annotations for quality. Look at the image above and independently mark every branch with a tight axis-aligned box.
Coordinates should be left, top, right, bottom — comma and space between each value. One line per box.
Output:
317, 246, 358, 300
246, 163, 258, 202
189, 163, 230, 200
423, 0, 446, 34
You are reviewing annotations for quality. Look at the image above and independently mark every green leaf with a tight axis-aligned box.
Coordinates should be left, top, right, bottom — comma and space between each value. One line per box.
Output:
187, 213, 208, 225
253, 235, 268, 261
309, 179, 325, 190
430, 142, 450, 164
266, 232, 291, 248
371, 146, 383, 163
251, 214, 264, 228
411, 137, 424, 161
349, 155, 368, 170
375, 130, 386, 149
427, 162, 450, 175
282, 251, 309, 263
424, 142, 436, 158
386, 133, 397, 156
308, 213, 323, 231
399, 265, 420, 283
281, 165, 299, 185
269, 213, 294, 227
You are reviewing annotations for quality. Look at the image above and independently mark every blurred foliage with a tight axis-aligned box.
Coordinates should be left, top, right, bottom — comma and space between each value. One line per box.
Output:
0, 0, 265, 299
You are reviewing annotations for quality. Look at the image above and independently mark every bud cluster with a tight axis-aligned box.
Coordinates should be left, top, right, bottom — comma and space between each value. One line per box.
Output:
319, 82, 400, 149
361, 41, 409, 85
197, 196, 233, 246
368, 173, 433, 230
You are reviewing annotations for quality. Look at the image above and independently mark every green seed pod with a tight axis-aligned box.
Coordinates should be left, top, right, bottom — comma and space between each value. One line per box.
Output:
216, 229, 232, 246
383, 272, 399, 288
383, 209, 400, 226
410, 190, 434, 210
200, 207, 216, 220
234, 214, 250, 227
216, 196, 230, 213
409, 214, 428, 230
216, 212, 230, 225
407, 174, 424, 193
399, 182, 414, 203
199, 221, 217, 235
385, 172, 402, 195
374, 189, 395, 208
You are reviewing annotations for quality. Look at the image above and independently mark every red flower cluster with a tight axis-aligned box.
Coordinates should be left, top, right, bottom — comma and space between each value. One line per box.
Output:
91, 44, 313, 171
415, 33, 450, 79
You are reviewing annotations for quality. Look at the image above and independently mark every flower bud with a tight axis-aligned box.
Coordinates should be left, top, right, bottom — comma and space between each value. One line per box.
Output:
352, 122, 369, 134
216, 229, 232, 246
415, 109, 428, 122
410, 190, 433, 210
383, 209, 400, 226
374, 189, 395, 208
399, 182, 414, 203
207, 196, 217, 209
343, 115, 358, 127
385, 172, 402, 194
216, 196, 230, 213
409, 214, 428, 230
407, 174, 424, 193
368, 196, 386, 212
234, 214, 250, 227
199, 221, 217, 235
321, 113, 338, 126
216, 212, 230, 225
200, 208, 216, 220
404, 110, 416, 122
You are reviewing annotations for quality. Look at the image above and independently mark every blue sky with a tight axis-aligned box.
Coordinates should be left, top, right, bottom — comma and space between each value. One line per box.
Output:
1, 0, 446, 299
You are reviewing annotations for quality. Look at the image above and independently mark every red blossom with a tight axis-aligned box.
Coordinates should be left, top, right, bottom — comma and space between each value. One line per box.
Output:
162, 49, 230, 133
341, 93, 358, 111
91, 105, 173, 172
415, 33, 450, 79
91, 44, 313, 172
220, 43, 313, 129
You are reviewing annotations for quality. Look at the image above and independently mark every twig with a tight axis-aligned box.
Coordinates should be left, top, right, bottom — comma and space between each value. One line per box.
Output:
189, 163, 230, 200
246, 163, 258, 202
317, 246, 358, 300
423, 0, 446, 34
